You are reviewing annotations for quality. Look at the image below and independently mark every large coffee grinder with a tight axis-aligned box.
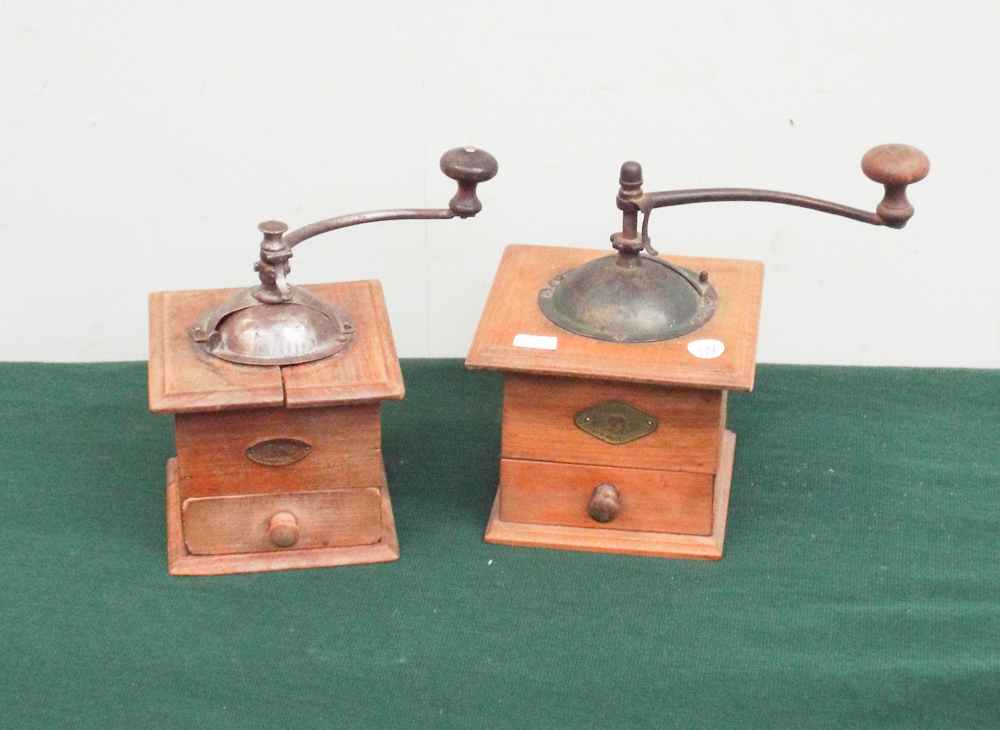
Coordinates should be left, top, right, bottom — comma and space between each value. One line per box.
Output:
466, 144, 928, 559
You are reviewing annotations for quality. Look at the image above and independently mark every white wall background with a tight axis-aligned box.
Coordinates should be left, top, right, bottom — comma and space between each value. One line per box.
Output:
1, 1, 997, 366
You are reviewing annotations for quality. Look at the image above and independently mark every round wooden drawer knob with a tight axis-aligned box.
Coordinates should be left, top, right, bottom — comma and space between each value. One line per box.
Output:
268, 511, 300, 548
588, 483, 620, 523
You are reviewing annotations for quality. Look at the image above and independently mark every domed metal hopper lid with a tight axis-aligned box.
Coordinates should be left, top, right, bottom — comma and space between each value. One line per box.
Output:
190, 285, 354, 366
539, 253, 717, 343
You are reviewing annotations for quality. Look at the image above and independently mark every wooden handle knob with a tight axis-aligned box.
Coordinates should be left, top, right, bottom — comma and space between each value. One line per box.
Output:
268, 511, 300, 548
440, 147, 499, 184
588, 483, 620, 523
861, 144, 930, 186
861, 144, 930, 228
439, 147, 499, 217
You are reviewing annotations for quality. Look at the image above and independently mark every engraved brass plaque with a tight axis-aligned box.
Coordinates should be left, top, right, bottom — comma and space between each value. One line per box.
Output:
574, 401, 658, 445
245, 438, 312, 466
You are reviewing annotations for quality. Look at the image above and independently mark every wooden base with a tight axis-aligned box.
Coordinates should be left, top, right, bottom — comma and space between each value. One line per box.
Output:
484, 430, 736, 560
165, 459, 400, 576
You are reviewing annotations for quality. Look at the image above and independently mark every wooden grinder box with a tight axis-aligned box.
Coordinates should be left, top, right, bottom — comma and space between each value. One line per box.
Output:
463, 144, 930, 559
467, 244, 764, 559
149, 280, 403, 575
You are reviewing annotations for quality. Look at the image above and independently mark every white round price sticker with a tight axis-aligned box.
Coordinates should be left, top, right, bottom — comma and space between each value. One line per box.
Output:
687, 339, 725, 359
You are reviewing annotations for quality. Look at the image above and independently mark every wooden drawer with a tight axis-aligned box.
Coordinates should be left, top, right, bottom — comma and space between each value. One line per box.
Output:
182, 488, 382, 555
499, 458, 714, 536
175, 404, 384, 498
502, 374, 726, 474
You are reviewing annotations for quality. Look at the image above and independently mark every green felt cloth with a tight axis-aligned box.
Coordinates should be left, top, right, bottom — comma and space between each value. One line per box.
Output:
0, 360, 997, 728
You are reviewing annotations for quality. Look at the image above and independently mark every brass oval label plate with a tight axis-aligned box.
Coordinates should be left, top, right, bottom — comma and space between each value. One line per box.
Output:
575, 401, 658, 445
245, 438, 312, 466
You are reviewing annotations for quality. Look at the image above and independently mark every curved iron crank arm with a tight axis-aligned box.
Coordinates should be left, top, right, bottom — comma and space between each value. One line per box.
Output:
284, 208, 456, 248
250, 147, 498, 303
612, 144, 929, 258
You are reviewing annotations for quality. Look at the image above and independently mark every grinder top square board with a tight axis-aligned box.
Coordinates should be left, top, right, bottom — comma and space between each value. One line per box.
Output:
466, 245, 764, 390
149, 280, 404, 414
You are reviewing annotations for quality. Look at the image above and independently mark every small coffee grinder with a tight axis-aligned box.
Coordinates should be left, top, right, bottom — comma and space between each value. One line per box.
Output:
149, 147, 498, 575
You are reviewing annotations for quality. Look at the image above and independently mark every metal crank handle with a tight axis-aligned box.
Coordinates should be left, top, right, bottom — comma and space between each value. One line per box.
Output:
250, 147, 497, 303
281, 146, 499, 247
617, 144, 929, 253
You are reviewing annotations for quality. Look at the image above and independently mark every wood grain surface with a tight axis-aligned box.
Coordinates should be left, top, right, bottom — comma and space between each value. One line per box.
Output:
149, 290, 285, 414
282, 280, 405, 408
182, 487, 383, 555
501, 373, 725, 473
498, 458, 715, 536
166, 458, 400, 575
466, 245, 763, 391
485, 430, 736, 559
150, 280, 404, 414
174, 404, 384, 498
